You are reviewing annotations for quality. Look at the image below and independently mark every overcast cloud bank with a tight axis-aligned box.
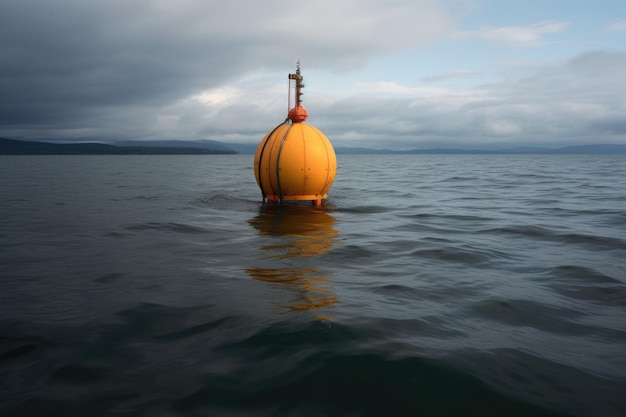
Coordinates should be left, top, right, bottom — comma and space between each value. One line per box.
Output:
1, 0, 625, 148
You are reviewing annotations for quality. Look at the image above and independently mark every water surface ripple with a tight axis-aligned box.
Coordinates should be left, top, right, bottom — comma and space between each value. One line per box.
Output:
1, 154, 625, 417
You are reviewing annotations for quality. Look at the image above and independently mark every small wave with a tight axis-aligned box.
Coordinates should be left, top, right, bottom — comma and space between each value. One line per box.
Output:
481, 225, 556, 239
368, 283, 456, 307
370, 283, 427, 297
410, 247, 490, 266
94, 272, 125, 284
110, 195, 160, 202
124, 222, 210, 234
403, 212, 494, 222
336, 205, 395, 214
50, 364, 104, 384
195, 193, 260, 211
0, 322, 56, 363
155, 317, 237, 341
173, 350, 566, 417
452, 348, 625, 417
470, 297, 589, 334
543, 265, 626, 306
555, 233, 626, 251
614, 211, 626, 225
547, 265, 620, 284
435, 175, 479, 183
0, 342, 41, 361
325, 244, 381, 261
480, 226, 626, 251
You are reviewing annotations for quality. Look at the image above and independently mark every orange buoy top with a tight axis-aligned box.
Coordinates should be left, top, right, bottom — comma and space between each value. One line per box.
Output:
288, 105, 308, 123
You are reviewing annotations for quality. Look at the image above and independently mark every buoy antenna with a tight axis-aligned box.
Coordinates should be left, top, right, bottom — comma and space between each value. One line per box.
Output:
288, 60, 304, 107
287, 60, 308, 123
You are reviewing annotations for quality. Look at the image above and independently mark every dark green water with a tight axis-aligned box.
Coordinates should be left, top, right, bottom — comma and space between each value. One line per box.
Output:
1, 154, 625, 416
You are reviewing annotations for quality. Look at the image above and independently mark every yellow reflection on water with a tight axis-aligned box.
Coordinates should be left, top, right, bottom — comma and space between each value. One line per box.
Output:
247, 204, 339, 315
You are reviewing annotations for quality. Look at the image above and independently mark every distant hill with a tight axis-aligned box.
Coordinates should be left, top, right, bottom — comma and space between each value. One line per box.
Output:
334, 144, 626, 155
236, 143, 626, 155
114, 139, 236, 153
2, 137, 625, 155
550, 144, 626, 154
225, 143, 261, 155
0, 138, 237, 155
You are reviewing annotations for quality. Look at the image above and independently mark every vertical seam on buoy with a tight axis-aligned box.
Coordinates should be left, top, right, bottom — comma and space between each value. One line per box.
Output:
258, 120, 288, 199
275, 123, 293, 201
315, 127, 332, 195
301, 124, 307, 192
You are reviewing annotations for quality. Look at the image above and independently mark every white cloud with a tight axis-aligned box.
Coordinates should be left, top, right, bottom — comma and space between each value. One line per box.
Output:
419, 70, 477, 83
1, 1, 624, 148
309, 51, 626, 147
456, 21, 570, 46
0, 0, 460, 142
606, 19, 626, 32
352, 81, 452, 97
485, 120, 521, 136
113, 50, 625, 148
191, 88, 241, 106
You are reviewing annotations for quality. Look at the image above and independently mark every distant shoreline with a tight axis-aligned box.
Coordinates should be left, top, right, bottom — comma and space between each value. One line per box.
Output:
2, 137, 626, 155
0, 138, 237, 155
333, 144, 626, 155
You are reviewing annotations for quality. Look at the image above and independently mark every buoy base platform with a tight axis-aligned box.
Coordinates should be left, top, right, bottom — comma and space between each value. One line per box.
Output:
262, 193, 328, 207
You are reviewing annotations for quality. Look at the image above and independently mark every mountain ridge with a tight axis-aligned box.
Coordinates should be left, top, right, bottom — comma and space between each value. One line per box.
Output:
2, 137, 626, 155
0, 138, 236, 155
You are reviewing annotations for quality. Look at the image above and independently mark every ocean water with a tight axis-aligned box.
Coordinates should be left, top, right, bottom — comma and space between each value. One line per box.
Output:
1, 154, 625, 417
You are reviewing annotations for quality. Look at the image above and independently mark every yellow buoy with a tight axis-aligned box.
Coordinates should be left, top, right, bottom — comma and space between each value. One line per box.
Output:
254, 62, 336, 207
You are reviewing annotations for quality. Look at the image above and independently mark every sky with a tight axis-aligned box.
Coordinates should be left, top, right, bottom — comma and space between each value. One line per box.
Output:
1, 0, 626, 149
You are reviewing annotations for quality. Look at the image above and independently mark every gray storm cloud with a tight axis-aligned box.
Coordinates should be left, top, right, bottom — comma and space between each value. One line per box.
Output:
0, 0, 453, 141
1, 0, 625, 148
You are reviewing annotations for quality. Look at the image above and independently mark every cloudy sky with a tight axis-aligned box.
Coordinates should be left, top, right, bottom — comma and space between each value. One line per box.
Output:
1, 0, 626, 149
